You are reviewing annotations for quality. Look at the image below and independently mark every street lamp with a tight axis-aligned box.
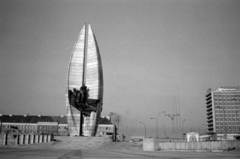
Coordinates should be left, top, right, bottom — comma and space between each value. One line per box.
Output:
150, 117, 158, 138
139, 122, 146, 138
182, 119, 185, 138
157, 111, 165, 138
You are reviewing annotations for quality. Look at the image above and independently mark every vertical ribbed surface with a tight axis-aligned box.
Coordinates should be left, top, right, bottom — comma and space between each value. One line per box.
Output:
66, 24, 103, 136
68, 26, 85, 89
86, 25, 103, 100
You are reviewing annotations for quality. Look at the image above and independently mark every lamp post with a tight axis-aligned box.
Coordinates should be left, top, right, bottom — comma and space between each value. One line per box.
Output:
182, 119, 185, 138
150, 117, 158, 138
139, 122, 146, 138
157, 111, 165, 138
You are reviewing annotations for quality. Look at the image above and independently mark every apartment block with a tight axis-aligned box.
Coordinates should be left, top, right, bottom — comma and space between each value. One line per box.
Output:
206, 86, 240, 135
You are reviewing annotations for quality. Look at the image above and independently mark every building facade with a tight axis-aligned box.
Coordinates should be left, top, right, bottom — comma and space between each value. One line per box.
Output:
0, 114, 68, 136
0, 114, 115, 140
206, 87, 240, 137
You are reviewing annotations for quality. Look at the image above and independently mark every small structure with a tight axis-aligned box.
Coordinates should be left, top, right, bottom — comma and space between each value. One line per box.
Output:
96, 116, 116, 141
130, 136, 144, 142
186, 132, 199, 142
143, 138, 159, 151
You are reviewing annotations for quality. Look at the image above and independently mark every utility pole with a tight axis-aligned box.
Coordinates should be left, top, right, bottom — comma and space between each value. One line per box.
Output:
151, 111, 165, 138
150, 118, 158, 138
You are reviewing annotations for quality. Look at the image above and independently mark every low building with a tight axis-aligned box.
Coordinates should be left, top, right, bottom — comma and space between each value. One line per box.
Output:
96, 116, 116, 141
186, 132, 199, 142
0, 114, 115, 139
0, 114, 68, 135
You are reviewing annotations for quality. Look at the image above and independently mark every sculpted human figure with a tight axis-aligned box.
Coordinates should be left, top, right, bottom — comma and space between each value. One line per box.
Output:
80, 86, 88, 103
68, 85, 99, 116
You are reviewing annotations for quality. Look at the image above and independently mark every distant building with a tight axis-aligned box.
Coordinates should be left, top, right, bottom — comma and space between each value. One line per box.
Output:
0, 114, 116, 140
0, 114, 68, 135
206, 86, 240, 140
96, 116, 116, 141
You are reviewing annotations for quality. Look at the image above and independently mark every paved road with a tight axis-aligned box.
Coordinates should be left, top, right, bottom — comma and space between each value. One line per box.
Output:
0, 147, 240, 159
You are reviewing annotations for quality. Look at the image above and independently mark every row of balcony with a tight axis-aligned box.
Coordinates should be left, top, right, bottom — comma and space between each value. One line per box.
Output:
206, 95, 211, 101
206, 102, 212, 108
207, 118, 213, 123
207, 111, 212, 116
206, 100, 212, 105
206, 92, 211, 98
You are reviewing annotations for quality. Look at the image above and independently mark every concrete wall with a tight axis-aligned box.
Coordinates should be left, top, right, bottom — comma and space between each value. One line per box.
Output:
143, 138, 159, 151
143, 138, 240, 151
0, 133, 54, 146
158, 141, 240, 151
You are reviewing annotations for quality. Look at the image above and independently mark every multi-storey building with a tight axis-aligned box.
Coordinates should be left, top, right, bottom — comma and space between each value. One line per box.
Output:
206, 86, 240, 139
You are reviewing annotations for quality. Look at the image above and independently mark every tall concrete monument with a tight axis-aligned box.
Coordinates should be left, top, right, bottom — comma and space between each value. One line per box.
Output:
66, 24, 103, 136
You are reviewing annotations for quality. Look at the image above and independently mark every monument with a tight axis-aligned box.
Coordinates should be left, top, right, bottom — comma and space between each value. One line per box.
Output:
66, 24, 103, 136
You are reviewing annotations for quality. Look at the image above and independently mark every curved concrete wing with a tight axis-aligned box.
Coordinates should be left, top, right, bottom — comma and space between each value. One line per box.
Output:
66, 24, 103, 136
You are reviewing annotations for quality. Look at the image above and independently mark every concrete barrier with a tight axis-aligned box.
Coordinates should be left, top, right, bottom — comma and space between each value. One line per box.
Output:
143, 138, 159, 151
25, 134, 29, 144
3, 134, 7, 145
19, 134, 25, 145
157, 141, 240, 151
44, 135, 47, 142
39, 135, 42, 143
30, 134, 35, 144
47, 135, 51, 142
35, 134, 39, 143
0, 133, 54, 146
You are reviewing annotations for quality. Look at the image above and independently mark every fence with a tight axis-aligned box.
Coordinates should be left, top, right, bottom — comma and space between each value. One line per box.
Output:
143, 138, 240, 151
0, 133, 54, 146
159, 141, 240, 151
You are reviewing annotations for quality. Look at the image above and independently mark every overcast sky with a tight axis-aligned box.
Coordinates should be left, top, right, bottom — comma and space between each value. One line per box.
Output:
1, 0, 240, 138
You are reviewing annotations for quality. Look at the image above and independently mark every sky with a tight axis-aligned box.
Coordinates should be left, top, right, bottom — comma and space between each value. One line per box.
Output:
0, 0, 240, 138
